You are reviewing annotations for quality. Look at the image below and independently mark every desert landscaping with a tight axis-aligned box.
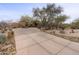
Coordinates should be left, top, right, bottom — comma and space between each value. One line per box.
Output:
0, 3, 79, 55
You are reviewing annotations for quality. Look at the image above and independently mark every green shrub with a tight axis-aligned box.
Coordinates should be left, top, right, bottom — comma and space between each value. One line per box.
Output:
0, 33, 6, 44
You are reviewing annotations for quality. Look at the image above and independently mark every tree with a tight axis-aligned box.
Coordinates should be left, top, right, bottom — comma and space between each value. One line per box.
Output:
19, 16, 32, 28
55, 15, 69, 29
33, 7, 46, 28
33, 3, 63, 29
30, 20, 41, 27
71, 18, 79, 29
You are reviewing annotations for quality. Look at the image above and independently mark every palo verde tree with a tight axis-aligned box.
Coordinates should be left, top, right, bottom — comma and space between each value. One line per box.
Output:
55, 15, 69, 29
71, 18, 79, 29
33, 3, 66, 29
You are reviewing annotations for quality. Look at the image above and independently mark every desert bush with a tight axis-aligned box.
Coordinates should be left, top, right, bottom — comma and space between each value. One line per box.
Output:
0, 33, 6, 44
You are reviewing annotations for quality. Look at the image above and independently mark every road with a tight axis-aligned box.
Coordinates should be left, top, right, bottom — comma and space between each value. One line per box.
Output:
14, 28, 79, 55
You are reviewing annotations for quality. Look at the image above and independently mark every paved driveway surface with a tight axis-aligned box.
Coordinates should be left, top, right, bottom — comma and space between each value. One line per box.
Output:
14, 28, 79, 55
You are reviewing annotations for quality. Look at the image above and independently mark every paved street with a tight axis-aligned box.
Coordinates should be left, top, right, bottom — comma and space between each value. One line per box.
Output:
14, 28, 79, 55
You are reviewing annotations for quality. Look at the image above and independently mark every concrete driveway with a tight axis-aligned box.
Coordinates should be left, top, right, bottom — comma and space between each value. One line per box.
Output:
14, 28, 79, 55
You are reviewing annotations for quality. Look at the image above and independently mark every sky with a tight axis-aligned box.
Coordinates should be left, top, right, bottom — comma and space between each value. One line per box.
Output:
0, 3, 79, 23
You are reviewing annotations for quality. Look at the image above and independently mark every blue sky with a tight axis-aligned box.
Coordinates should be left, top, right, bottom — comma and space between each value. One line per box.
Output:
0, 3, 79, 23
